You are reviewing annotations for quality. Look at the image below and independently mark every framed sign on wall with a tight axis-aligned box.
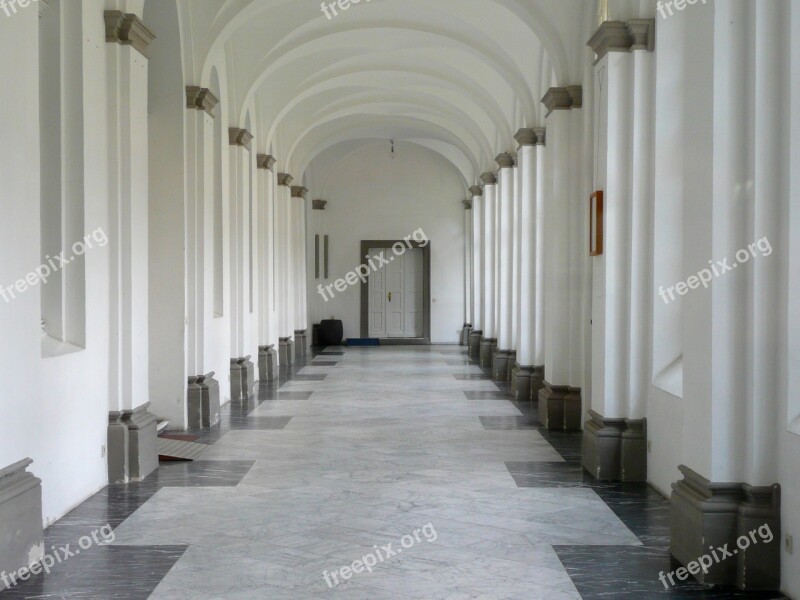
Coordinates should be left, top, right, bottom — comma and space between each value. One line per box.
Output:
589, 190, 604, 256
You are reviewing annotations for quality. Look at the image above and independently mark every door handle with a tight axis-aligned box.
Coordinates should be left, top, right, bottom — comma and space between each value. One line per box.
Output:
388, 292, 392, 302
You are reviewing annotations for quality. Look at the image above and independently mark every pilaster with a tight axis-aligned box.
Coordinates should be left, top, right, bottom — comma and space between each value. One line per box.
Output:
258, 344, 278, 381
0, 460, 43, 591
670, 466, 780, 590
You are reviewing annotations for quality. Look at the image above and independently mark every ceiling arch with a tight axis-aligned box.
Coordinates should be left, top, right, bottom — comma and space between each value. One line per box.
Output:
179, 0, 587, 185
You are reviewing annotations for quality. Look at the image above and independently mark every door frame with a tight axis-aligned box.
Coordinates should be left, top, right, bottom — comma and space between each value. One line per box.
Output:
359, 240, 431, 344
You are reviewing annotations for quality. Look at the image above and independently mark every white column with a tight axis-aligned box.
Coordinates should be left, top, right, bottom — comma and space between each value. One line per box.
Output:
628, 35, 654, 420
185, 88, 219, 386
228, 128, 253, 358
470, 186, 483, 333
533, 129, 547, 368
515, 129, 537, 368
291, 186, 308, 333
105, 14, 154, 414
463, 199, 473, 328
542, 93, 578, 388
538, 86, 585, 430
276, 174, 294, 340
594, 51, 632, 420
511, 154, 522, 353
496, 153, 515, 353
256, 155, 277, 347
481, 173, 497, 340
493, 170, 502, 341
748, 0, 783, 485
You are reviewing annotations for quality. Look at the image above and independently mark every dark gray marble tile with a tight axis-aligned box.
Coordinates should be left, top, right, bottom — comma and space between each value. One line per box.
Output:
445, 359, 474, 366
554, 545, 788, 599
463, 390, 508, 399
453, 374, 493, 380
0, 545, 187, 599
285, 373, 327, 381
309, 360, 338, 366
480, 416, 539, 430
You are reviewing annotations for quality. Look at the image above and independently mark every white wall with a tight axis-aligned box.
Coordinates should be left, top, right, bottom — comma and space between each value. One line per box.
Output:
305, 141, 467, 344
0, 0, 111, 525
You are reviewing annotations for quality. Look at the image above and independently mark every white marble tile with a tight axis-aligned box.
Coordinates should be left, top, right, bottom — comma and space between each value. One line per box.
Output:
107, 346, 641, 598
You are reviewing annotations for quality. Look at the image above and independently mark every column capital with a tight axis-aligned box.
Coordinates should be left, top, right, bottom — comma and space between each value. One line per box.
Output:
463, 199, 472, 210
541, 86, 582, 117
228, 128, 253, 149
495, 153, 515, 169
277, 173, 294, 187
480, 172, 497, 185
257, 154, 277, 171
587, 19, 655, 63
104, 11, 156, 58
534, 127, 547, 146
627, 19, 655, 51
312, 199, 327, 210
514, 128, 536, 147
185, 86, 219, 116
469, 185, 484, 198
291, 186, 308, 199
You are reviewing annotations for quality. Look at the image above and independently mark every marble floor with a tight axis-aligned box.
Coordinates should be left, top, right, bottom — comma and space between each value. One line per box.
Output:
1, 346, 789, 599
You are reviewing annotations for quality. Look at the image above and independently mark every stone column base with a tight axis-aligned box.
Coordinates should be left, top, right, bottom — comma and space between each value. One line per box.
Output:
538, 381, 582, 430
468, 331, 483, 361
294, 330, 307, 362
279, 337, 294, 366
479, 338, 497, 368
258, 345, 278, 381
188, 372, 221, 429
506, 351, 516, 381
0, 459, 43, 591
108, 403, 158, 483
492, 349, 512, 381
230, 356, 255, 400
460, 324, 473, 346
510, 364, 544, 403
582, 411, 646, 481
670, 466, 780, 590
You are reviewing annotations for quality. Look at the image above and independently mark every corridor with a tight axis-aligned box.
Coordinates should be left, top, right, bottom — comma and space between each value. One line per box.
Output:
2, 346, 782, 599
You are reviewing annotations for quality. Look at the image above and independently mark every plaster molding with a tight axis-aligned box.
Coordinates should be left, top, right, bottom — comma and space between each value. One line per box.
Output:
514, 128, 536, 147
534, 127, 547, 146
469, 185, 484, 198
291, 186, 308, 199
627, 19, 656, 51
185, 86, 219, 116
277, 173, 294, 187
104, 11, 156, 58
496, 153, 515, 169
541, 86, 583, 117
480, 172, 497, 185
587, 19, 655, 63
462, 199, 472, 210
257, 154, 277, 171
228, 128, 254, 149
312, 199, 328, 210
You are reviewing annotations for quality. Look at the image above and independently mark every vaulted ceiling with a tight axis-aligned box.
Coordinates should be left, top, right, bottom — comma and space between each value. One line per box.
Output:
178, 0, 593, 185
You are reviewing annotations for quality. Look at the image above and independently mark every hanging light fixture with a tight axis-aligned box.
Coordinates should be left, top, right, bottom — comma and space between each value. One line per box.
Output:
390, 139, 395, 159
